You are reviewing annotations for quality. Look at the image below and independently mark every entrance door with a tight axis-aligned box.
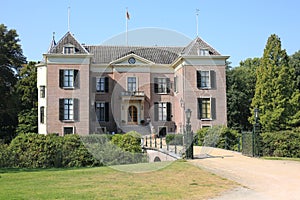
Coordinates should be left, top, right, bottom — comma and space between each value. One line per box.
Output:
128, 105, 138, 124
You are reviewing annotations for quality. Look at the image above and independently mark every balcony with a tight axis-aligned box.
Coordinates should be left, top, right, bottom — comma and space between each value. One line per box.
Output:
121, 91, 145, 101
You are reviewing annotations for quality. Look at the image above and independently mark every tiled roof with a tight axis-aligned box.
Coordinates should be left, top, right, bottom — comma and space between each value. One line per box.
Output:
48, 32, 89, 54
47, 32, 221, 64
85, 45, 183, 64
182, 37, 220, 56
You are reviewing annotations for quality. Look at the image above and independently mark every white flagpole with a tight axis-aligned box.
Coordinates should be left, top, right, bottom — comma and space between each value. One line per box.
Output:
196, 9, 199, 37
126, 8, 129, 46
68, 6, 71, 32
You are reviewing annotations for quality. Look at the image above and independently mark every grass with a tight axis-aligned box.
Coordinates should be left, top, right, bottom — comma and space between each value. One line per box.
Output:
0, 161, 237, 200
263, 157, 300, 162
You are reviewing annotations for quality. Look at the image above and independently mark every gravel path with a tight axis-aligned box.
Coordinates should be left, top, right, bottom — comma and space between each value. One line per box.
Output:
190, 147, 300, 200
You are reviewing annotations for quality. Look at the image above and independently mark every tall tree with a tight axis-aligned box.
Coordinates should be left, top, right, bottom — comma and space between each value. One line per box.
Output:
0, 24, 26, 143
227, 58, 260, 131
15, 61, 38, 134
251, 34, 295, 131
288, 51, 300, 127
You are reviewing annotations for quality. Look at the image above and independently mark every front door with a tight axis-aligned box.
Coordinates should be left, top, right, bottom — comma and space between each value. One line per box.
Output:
128, 105, 138, 124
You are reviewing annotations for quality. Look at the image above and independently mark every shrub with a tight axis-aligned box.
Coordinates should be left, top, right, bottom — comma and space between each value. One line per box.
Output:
0, 144, 13, 167
111, 131, 142, 153
195, 126, 240, 151
166, 134, 183, 145
261, 129, 300, 158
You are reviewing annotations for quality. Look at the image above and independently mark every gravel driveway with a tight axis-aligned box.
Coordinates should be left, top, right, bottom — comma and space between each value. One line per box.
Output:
190, 147, 300, 200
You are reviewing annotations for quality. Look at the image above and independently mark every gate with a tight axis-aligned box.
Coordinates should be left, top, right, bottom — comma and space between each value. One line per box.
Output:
242, 131, 253, 157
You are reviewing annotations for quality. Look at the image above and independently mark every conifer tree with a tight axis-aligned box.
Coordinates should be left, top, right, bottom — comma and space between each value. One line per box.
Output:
251, 34, 295, 131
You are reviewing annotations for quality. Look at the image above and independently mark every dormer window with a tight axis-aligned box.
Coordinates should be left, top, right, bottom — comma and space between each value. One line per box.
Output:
199, 49, 210, 56
63, 43, 75, 54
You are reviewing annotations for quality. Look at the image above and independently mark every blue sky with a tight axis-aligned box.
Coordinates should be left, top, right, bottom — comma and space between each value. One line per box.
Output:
1, 0, 300, 66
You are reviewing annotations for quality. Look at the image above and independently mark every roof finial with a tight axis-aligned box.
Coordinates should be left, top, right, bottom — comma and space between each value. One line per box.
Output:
196, 9, 200, 37
52, 32, 55, 41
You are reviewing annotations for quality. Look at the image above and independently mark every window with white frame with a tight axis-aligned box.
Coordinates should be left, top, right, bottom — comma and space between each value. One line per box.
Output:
197, 71, 210, 88
59, 98, 77, 121
127, 77, 136, 92
40, 86, 45, 98
198, 98, 211, 120
40, 106, 45, 123
154, 78, 170, 94
96, 77, 105, 92
95, 102, 109, 122
154, 102, 172, 121
59, 69, 79, 88
63, 44, 75, 54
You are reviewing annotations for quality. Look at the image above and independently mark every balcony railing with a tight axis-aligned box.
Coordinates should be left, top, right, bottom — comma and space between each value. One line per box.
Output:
121, 91, 145, 97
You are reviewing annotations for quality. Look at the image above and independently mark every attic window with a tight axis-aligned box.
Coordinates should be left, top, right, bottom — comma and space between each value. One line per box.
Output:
199, 49, 210, 56
63, 44, 75, 54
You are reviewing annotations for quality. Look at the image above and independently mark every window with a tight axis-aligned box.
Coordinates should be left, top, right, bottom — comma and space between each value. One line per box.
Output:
96, 77, 109, 92
59, 98, 78, 121
154, 102, 172, 121
40, 86, 45, 98
127, 77, 136, 92
174, 76, 178, 93
198, 98, 216, 120
64, 127, 74, 135
197, 70, 216, 89
199, 49, 209, 56
154, 78, 170, 94
59, 69, 79, 88
95, 102, 109, 122
63, 44, 75, 54
40, 106, 45, 123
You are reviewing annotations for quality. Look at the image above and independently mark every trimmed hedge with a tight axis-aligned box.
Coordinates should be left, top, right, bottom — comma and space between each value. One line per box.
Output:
2, 133, 101, 168
195, 126, 240, 151
0, 132, 147, 168
261, 129, 300, 158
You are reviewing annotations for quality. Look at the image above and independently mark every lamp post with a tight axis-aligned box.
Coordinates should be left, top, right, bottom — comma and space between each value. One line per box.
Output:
253, 108, 259, 157
185, 109, 193, 159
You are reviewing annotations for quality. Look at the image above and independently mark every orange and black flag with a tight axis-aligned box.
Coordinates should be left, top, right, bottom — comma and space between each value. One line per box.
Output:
126, 10, 130, 20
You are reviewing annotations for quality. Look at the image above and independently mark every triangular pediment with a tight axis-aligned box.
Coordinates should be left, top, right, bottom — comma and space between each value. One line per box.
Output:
110, 53, 155, 65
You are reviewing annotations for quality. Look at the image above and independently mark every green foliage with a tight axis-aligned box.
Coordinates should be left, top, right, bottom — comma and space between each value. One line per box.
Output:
0, 143, 13, 167
6, 133, 100, 168
166, 134, 183, 145
15, 108, 38, 135
226, 58, 259, 131
0, 24, 26, 143
251, 34, 297, 131
111, 131, 142, 153
195, 126, 240, 151
261, 129, 300, 158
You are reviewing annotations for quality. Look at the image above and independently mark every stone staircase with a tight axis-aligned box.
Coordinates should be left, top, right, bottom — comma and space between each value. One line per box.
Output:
120, 124, 151, 136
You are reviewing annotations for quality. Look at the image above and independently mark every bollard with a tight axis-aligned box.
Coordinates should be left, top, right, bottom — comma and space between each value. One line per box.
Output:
150, 135, 152, 148
175, 143, 177, 154
155, 136, 157, 148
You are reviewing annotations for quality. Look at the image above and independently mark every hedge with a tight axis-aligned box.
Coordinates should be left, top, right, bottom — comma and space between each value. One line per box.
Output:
195, 126, 240, 151
0, 132, 147, 168
261, 129, 300, 158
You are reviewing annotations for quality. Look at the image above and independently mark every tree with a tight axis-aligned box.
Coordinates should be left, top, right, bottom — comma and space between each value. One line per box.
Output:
288, 51, 300, 127
251, 34, 296, 131
15, 61, 38, 134
0, 24, 26, 143
226, 58, 260, 131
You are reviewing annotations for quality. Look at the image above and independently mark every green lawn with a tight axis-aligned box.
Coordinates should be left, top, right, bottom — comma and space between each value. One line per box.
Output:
0, 161, 236, 200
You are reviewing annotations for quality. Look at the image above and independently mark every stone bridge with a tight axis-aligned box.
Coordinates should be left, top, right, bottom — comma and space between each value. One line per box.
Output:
143, 147, 181, 162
